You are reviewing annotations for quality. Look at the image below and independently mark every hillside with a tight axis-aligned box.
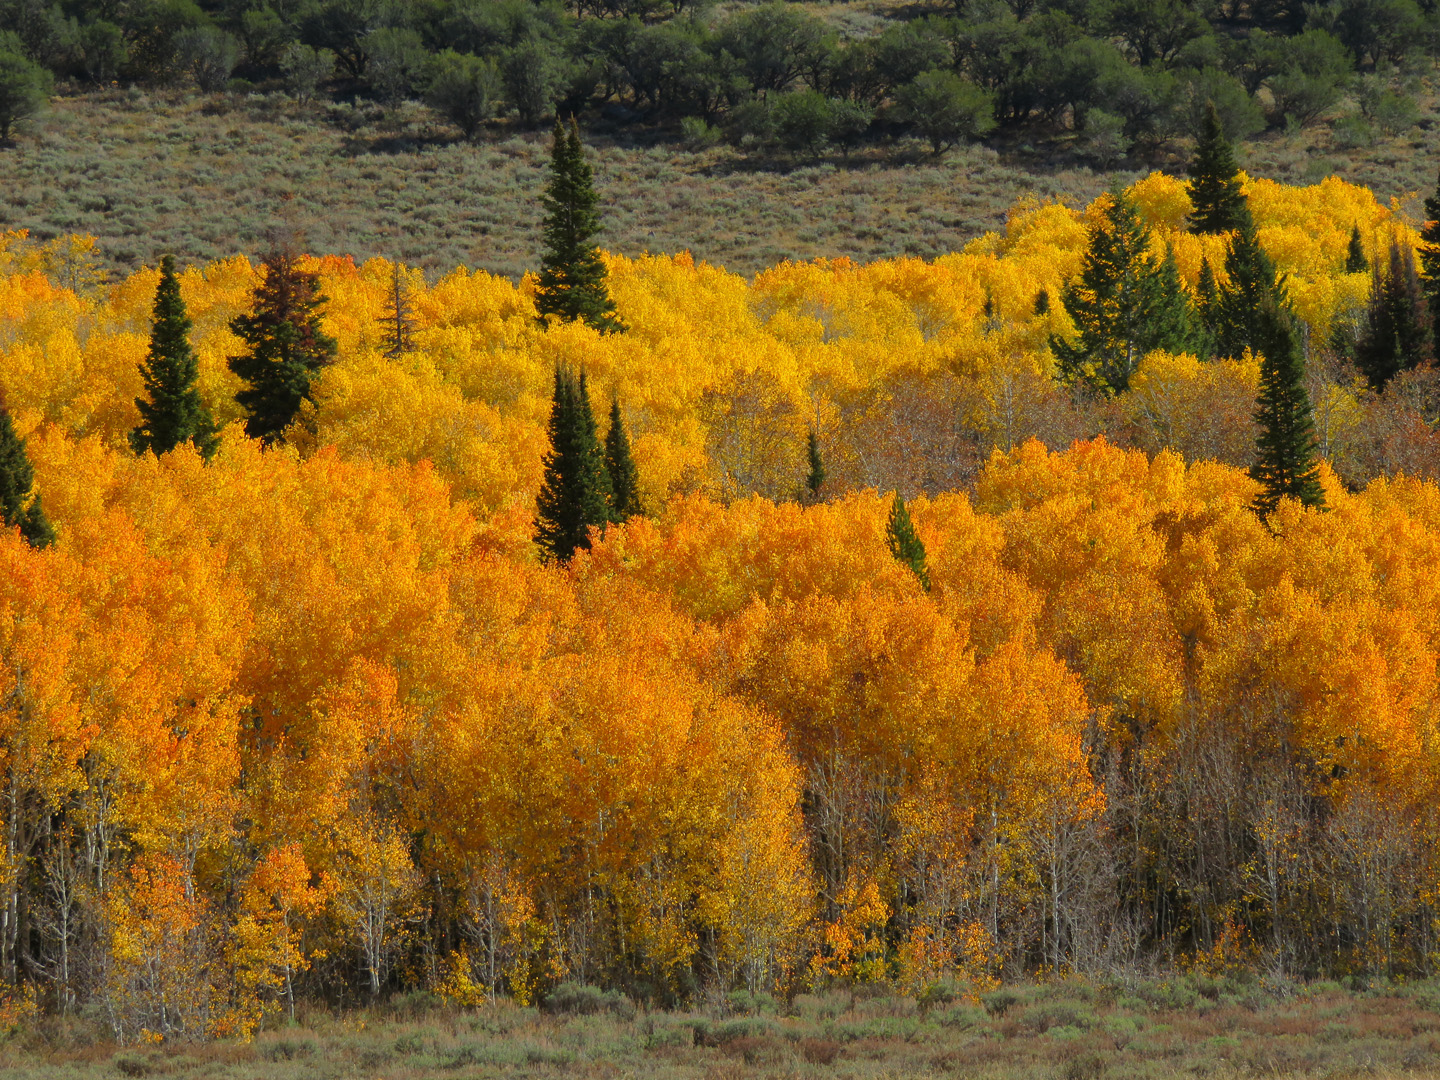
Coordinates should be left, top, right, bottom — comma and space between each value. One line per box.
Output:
2, 92, 1110, 278
0, 88, 1436, 281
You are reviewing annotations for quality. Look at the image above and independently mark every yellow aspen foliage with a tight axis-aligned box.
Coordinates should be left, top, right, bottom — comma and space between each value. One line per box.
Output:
330, 812, 423, 998
811, 872, 891, 986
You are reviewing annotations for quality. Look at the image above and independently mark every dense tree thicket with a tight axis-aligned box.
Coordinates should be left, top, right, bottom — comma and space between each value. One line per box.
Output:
3, 168, 1440, 1032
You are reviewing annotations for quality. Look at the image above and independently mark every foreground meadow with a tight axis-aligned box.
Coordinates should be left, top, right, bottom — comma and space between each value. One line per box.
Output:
5, 977, 1440, 1080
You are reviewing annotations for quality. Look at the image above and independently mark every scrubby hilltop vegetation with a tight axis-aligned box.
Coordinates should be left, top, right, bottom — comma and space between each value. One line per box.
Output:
1, 0, 1437, 157
2, 162, 1440, 1056
2, 0, 1440, 278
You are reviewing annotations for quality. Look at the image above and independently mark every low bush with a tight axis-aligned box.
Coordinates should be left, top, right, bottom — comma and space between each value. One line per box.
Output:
543, 983, 637, 1021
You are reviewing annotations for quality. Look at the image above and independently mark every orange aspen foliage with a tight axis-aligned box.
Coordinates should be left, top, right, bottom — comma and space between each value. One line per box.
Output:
3, 173, 1440, 1009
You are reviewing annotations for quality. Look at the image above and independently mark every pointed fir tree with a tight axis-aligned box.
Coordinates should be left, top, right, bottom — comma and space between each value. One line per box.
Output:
130, 255, 218, 460
535, 366, 613, 562
1034, 288, 1051, 316
1355, 239, 1430, 391
604, 395, 641, 521
380, 259, 417, 358
536, 118, 625, 334
1213, 216, 1289, 361
1187, 103, 1250, 235
1345, 224, 1368, 274
228, 246, 338, 444
1419, 168, 1440, 357
0, 404, 53, 548
1195, 256, 1220, 351
1329, 304, 1364, 362
1152, 245, 1202, 354
804, 427, 826, 502
1051, 193, 1199, 396
1251, 298, 1324, 516
885, 491, 930, 591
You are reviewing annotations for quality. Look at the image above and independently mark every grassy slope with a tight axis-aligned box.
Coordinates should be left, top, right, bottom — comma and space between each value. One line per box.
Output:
5, 87, 1429, 285
5, 979, 1440, 1079
0, 92, 1108, 280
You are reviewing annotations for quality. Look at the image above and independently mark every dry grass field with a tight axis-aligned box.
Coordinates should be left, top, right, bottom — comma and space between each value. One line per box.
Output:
2, 87, 1433, 283
3, 977, 1440, 1080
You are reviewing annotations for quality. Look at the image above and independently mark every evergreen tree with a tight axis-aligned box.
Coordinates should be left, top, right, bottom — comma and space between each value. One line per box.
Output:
0, 404, 53, 548
535, 366, 613, 562
804, 427, 826, 502
1213, 216, 1288, 361
1251, 299, 1324, 516
604, 395, 641, 521
380, 259, 417, 358
1051, 193, 1199, 396
885, 492, 930, 591
1355, 239, 1430, 391
1034, 288, 1050, 316
228, 246, 338, 444
1152, 245, 1200, 352
1419, 168, 1440, 356
536, 118, 624, 334
130, 255, 218, 460
1195, 256, 1220, 351
1187, 103, 1250, 235
1328, 305, 1363, 362
1345, 224, 1368, 273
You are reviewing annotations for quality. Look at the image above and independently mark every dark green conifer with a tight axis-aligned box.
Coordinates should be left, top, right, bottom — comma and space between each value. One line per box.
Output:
1213, 217, 1288, 361
1355, 239, 1430, 391
1152, 245, 1201, 353
1419, 168, 1440, 356
1034, 289, 1050, 316
228, 246, 338, 444
1251, 299, 1324, 516
885, 491, 930, 592
1051, 193, 1199, 395
131, 255, 218, 460
604, 395, 641, 521
1195, 256, 1219, 352
0, 404, 53, 548
535, 366, 613, 562
1187, 103, 1250, 235
1345, 225, 1368, 274
804, 428, 826, 502
536, 118, 624, 334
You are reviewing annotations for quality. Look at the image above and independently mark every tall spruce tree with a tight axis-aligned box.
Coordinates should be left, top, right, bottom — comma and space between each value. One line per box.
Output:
1345, 225, 1368, 273
1419, 168, 1440, 356
1355, 239, 1430, 391
885, 491, 930, 591
1051, 193, 1199, 396
535, 366, 613, 562
130, 255, 218, 460
0, 404, 53, 548
536, 118, 624, 334
804, 428, 826, 502
228, 246, 338, 444
1213, 216, 1289, 361
1187, 103, 1250, 235
604, 396, 640, 521
1251, 298, 1325, 516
